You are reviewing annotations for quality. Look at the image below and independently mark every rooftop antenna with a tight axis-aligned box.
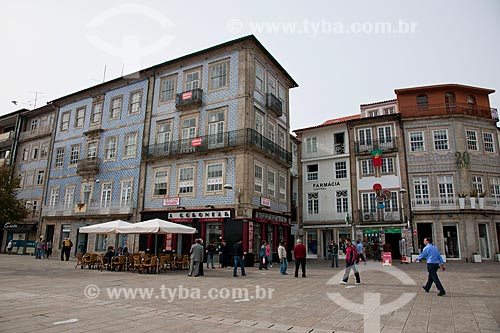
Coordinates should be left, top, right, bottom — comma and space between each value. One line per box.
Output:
29, 91, 43, 109
102, 64, 106, 82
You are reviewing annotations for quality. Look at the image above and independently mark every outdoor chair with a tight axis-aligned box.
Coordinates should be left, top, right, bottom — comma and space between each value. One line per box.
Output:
131, 255, 144, 274
142, 256, 157, 274
112, 255, 126, 271
75, 253, 84, 269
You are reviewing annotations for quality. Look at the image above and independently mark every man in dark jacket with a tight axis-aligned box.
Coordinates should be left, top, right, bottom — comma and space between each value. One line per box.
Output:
293, 239, 307, 278
341, 238, 360, 284
233, 239, 246, 277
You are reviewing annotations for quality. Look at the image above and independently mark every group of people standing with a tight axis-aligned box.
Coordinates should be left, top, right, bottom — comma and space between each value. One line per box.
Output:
34, 237, 53, 259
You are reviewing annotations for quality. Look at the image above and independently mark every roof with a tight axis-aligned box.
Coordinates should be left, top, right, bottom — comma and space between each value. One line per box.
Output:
293, 114, 360, 133
360, 99, 396, 107
395, 83, 495, 95
51, 35, 298, 105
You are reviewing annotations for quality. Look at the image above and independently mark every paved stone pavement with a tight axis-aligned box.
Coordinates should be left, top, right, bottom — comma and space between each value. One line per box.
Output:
0, 255, 499, 333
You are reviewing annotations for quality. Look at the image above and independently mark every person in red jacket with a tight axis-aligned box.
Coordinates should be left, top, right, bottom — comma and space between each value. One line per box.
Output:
293, 239, 307, 278
341, 238, 361, 284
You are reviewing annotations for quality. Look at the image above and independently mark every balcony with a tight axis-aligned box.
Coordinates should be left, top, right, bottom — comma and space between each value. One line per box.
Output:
354, 137, 398, 155
399, 103, 495, 119
175, 88, 203, 110
266, 93, 283, 117
0, 131, 14, 147
358, 211, 402, 223
42, 202, 135, 217
77, 158, 100, 176
145, 128, 292, 167
18, 126, 52, 142
411, 197, 500, 211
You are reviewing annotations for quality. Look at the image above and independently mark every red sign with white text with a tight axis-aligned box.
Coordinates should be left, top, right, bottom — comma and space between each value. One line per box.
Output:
191, 138, 202, 146
182, 91, 192, 100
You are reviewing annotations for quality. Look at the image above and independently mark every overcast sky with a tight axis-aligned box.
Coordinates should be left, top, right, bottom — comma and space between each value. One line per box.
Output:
1, 0, 499, 131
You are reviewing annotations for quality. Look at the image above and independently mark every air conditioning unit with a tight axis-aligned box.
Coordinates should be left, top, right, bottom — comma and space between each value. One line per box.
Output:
363, 213, 373, 221
75, 203, 87, 213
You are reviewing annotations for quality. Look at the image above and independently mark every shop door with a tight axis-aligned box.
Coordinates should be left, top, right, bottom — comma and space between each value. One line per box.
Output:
478, 224, 490, 259
443, 225, 460, 258
322, 230, 332, 259
75, 232, 88, 255
384, 231, 402, 259
416, 223, 433, 254
45, 225, 54, 244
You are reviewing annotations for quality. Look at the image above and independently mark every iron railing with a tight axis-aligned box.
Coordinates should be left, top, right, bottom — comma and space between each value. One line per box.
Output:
145, 128, 292, 167
354, 137, 398, 154
42, 202, 135, 217
77, 158, 100, 175
175, 88, 203, 110
266, 93, 283, 117
399, 103, 495, 119
18, 126, 52, 141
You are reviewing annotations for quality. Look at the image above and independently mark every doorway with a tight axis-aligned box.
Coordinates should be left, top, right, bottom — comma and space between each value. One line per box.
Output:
443, 225, 460, 258
384, 230, 402, 259
322, 230, 332, 259
45, 225, 54, 245
416, 223, 433, 254
478, 224, 490, 259
75, 231, 88, 255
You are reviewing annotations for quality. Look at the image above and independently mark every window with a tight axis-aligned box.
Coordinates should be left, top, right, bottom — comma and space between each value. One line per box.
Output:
255, 62, 264, 92
21, 147, 29, 161
109, 96, 122, 120
153, 170, 168, 196
437, 175, 454, 204
181, 117, 197, 152
445, 92, 456, 112
279, 174, 286, 201
255, 111, 264, 135
25, 172, 34, 188
95, 234, 107, 252
306, 137, 317, 154
129, 90, 142, 114
362, 193, 377, 214
409, 131, 425, 152
105, 136, 117, 160
81, 184, 93, 204
179, 166, 194, 194
368, 110, 378, 117
472, 175, 484, 194
100, 182, 112, 208
278, 128, 286, 149
384, 191, 399, 212
55, 148, 65, 168
361, 160, 375, 175
490, 177, 500, 205
433, 129, 449, 150
466, 130, 478, 151
75, 107, 85, 128
208, 110, 225, 148
267, 122, 276, 143
384, 107, 395, 115
159, 76, 176, 102
91, 102, 103, 124
278, 84, 287, 116
335, 161, 347, 179
413, 176, 430, 205
40, 143, 49, 158
49, 187, 59, 207
336, 190, 348, 213
358, 128, 372, 146
483, 132, 495, 153
467, 95, 476, 110
254, 164, 263, 193
334, 133, 345, 154
307, 192, 319, 215
64, 186, 75, 207
30, 119, 39, 130
124, 132, 138, 157
120, 180, 133, 207
209, 60, 228, 91
378, 126, 392, 146
417, 95, 428, 110
30, 144, 39, 160
36, 170, 44, 186
60, 112, 70, 131
381, 157, 394, 173
87, 142, 98, 159
156, 121, 171, 153
206, 163, 223, 192
267, 74, 276, 94
307, 164, 318, 181
184, 69, 200, 91
267, 170, 276, 197
70, 145, 80, 166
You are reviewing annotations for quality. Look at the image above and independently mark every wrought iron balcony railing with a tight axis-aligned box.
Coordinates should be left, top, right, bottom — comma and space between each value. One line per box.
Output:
354, 137, 398, 154
42, 202, 135, 217
18, 126, 52, 141
399, 103, 496, 119
77, 158, 100, 175
175, 88, 203, 110
411, 197, 500, 211
145, 128, 292, 167
266, 93, 283, 117
358, 211, 402, 223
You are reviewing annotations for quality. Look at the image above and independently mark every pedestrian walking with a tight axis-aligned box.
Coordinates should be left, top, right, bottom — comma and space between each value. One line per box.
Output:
46, 240, 52, 258
35, 237, 43, 259
266, 241, 272, 268
218, 240, 229, 268
61, 238, 73, 261
293, 239, 306, 278
259, 240, 268, 270
233, 239, 246, 277
206, 240, 216, 269
188, 238, 204, 277
340, 238, 360, 284
356, 240, 366, 264
328, 240, 339, 268
278, 239, 288, 275
416, 237, 446, 296
7, 240, 13, 255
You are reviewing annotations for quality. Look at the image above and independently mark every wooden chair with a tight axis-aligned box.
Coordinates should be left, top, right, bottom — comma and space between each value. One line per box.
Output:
75, 253, 84, 269
131, 255, 143, 274
143, 256, 157, 274
83, 253, 97, 269
158, 255, 168, 272
178, 255, 189, 270
112, 255, 126, 271
97, 254, 111, 272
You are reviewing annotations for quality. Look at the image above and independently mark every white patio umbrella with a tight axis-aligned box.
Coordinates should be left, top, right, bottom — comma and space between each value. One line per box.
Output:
79, 220, 133, 234
116, 218, 196, 234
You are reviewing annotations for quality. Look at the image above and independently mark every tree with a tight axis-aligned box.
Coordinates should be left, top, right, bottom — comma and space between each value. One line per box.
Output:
0, 166, 28, 226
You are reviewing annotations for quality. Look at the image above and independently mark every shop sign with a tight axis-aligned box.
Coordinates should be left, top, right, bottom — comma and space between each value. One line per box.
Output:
384, 228, 401, 234
248, 221, 254, 253
167, 210, 231, 219
260, 197, 271, 207
254, 211, 288, 223
312, 181, 341, 190
163, 197, 180, 206
4, 222, 19, 229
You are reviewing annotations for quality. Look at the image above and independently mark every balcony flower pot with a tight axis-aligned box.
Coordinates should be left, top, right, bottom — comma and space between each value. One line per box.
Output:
478, 197, 485, 209
472, 253, 482, 263
458, 198, 466, 209
469, 197, 476, 209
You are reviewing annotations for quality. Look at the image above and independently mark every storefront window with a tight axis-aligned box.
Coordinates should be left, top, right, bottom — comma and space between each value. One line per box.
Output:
60, 225, 70, 247
306, 231, 317, 255
206, 223, 222, 248
267, 227, 274, 255
478, 224, 490, 258
95, 234, 108, 251
443, 225, 459, 258
253, 223, 261, 254
338, 229, 351, 255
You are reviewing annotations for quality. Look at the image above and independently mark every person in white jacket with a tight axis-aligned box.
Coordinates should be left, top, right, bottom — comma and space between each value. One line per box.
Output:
278, 240, 287, 275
